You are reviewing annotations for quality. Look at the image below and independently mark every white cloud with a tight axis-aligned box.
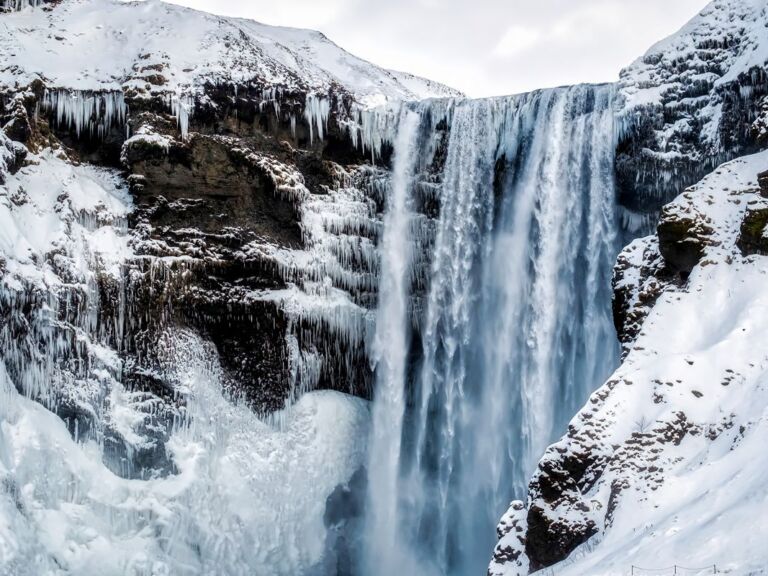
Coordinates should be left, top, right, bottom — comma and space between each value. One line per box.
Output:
493, 25, 543, 57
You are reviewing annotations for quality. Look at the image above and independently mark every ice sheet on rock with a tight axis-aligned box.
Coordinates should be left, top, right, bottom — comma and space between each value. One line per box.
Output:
0, 328, 370, 576
0, 147, 132, 285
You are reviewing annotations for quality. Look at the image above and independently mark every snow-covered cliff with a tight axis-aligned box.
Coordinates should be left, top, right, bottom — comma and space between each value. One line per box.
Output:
616, 0, 768, 224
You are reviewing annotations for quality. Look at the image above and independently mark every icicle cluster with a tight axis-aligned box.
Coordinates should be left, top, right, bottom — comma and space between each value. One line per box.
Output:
42, 90, 128, 139
0, 0, 43, 11
165, 93, 195, 140
303, 93, 330, 144
259, 87, 284, 117
343, 98, 455, 163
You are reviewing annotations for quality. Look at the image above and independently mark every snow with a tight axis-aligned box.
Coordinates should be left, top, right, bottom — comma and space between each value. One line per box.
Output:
528, 150, 768, 576
0, 0, 461, 105
0, 145, 133, 284
0, 329, 370, 576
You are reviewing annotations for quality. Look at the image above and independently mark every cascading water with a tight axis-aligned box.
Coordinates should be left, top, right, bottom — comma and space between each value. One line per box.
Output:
364, 84, 621, 575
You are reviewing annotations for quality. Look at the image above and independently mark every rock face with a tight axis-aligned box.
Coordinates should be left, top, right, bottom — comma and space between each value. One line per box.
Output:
0, 0, 460, 480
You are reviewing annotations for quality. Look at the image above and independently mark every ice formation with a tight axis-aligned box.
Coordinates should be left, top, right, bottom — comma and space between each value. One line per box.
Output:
304, 94, 331, 145
42, 90, 127, 139
0, 0, 42, 11
164, 94, 194, 141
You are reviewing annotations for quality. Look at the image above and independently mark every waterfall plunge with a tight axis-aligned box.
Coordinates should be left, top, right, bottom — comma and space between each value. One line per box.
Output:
364, 85, 621, 575
365, 109, 424, 576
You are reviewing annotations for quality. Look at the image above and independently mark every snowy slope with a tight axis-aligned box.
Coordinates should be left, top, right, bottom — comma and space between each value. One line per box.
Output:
0, 0, 461, 104
621, 0, 768, 109
492, 150, 768, 576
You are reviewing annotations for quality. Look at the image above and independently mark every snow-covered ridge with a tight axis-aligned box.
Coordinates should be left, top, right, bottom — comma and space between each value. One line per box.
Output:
0, 0, 461, 104
615, 0, 768, 219
618, 0, 768, 159
621, 0, 768, 108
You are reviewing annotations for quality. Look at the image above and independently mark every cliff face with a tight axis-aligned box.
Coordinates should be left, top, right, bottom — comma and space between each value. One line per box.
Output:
616, 0, 768, 225
0, 0, 459, 457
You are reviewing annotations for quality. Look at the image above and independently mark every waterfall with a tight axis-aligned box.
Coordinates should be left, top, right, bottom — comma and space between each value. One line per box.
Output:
364, 109, 424, 575
365, 84, 621, 575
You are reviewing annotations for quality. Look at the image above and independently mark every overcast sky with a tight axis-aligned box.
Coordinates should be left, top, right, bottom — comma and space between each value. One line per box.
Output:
166, 0, 709, 98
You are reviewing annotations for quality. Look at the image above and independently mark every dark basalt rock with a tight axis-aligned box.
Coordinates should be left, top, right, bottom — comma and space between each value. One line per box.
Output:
526, 504, 597, 572
737, 199, 768, 256
758, 169, 768, 197
657, 214, 707, 278
656, 203, 714, 279
525, 450, 600, 571
126, 135, 303, 248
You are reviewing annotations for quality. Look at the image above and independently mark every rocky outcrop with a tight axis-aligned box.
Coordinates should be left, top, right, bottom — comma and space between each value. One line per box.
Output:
656, 195, 715, 278
736, 195, 768, 255
488, 501, 528, 576
611, 236, 671, 354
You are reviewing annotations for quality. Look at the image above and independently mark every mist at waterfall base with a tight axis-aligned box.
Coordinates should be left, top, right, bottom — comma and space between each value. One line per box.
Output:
361, 85, 621, 576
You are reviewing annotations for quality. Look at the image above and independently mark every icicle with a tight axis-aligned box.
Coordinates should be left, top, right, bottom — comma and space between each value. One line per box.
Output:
165, 93, 195, 140
303, 93, 330, 144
